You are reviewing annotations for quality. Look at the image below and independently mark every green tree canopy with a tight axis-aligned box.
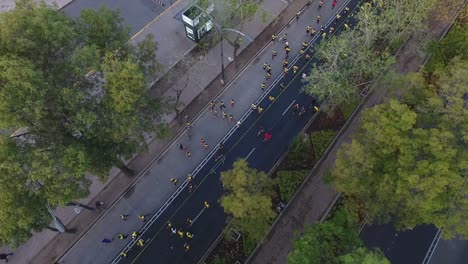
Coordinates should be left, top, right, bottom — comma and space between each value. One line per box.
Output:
339, 247, 390, 264
220, 159, 276, 242
0, 0, 167, 246
329, 59, 468, 239
288, 207, 362, 264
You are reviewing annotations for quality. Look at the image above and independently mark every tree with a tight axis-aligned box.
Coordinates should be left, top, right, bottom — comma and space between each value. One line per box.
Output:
303, 0, 437, 112
0, 0, 168, 246
220, 159, 276, 242
288, 208, 362, 264
339, 247, 390, 264
329, 58, 467, 238
426, 23, 468, 71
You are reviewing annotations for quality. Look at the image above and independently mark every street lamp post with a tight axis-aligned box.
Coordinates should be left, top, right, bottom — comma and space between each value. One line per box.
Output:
46, 203, 65, 233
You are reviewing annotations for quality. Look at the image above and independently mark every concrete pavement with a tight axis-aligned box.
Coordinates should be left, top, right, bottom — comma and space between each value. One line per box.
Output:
0, 0, 72, 13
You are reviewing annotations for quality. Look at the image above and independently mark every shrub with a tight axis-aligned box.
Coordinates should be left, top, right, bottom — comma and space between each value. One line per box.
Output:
288, 134, 312, 163
339, 98, 359, 120
311, 130, 336, 158
277, 170, 308, 201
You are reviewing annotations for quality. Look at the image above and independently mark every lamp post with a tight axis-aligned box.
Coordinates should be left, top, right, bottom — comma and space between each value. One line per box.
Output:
46, 203, 66, 233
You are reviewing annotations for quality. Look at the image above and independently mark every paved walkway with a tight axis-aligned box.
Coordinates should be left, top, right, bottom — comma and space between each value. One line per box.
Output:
0, 0, 72, 12
1, 0, 316, 263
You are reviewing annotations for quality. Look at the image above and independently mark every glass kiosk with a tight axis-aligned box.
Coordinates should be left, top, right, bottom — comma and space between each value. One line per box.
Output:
182, 3, 214, 43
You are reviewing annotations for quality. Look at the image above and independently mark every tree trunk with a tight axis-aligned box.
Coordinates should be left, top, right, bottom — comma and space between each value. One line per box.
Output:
116, 161, 135, 177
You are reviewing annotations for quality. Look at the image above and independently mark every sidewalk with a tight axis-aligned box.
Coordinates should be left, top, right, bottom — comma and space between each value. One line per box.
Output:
0, 0, 72, 12
2, 0, 315, 263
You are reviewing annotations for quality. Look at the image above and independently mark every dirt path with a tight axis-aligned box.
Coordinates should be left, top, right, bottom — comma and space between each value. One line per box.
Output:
247, 1, 467, 263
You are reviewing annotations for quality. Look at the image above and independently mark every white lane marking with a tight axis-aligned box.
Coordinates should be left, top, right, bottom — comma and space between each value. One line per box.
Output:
282, 100, 296, 116
191, 207, 206, 225
245, 148, 256, 160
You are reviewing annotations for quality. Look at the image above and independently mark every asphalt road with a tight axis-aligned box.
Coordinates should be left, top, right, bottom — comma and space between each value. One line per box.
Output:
63, 0, 175, 35
116, 1, 362, 263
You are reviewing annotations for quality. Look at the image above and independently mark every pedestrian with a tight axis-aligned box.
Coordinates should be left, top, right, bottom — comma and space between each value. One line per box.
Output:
266, 72, 271, 80
222, 111, 227, 119
219, 100, 226, 110
120, 252, 127, 258
344, 6, 350, 14
317, 15, 322, 23
0, 253, 13, 263
261, 82, 266, 90
177, 143, 184, 151
187, 218, 193, 225
118, 234, 127, 240
280, 82, 286, 90
120, 214, 128, 221
236, 121, 241, 127
230, 99, 235, 107
137, 239, 144, 247
204, 201, 210, 208
138, 214, 147, 222
302, 73, 307, 80
306, 25, 312, 34
283, 67, 289, 74
272, 49, 277, 59
95, 201, 104, 211
318, 0, 323, 9
266, 65, 272, 74
295, 11, 301, 21
184, 243, 190, 251
329, 27, 335, 34
332, 0, 337, 9
302, 42, 308, 49
102, 238, 113, 244
285, 47, 291, 55
209, 101, 215, 112
213, 109, 218, 117
269, 95, 275, 101
284, 41, 289, 48
178, 230, 184, 238
293, 103, 299, 114
283, 60, 288, 68
203, 142, 209, 148
167, 221, 172, 229
229, 114, 234, 122
282, 33, 287, 41
258, 107, 264, 114
293, 65, 299, 74
188, 183, 193, 192
320, 25, 325, 33
263, 62, 268, 70
299, 106, 306, 116
336, 14, 341, 22
186, 232, 194, 239
271, 34, 277, 41
186, 151, 192, 158
310, 28, 316, 36
171, 178, 178, 186
171, 227, 177, 235
305, 54, 311, 60
251, 103, 257, 110
188, 174, 194, 181
314, 105, 319, 112
322, 32, 327, 39
200, 138, 206, 146
344, 23, 349, 30
132, 231, 139, 239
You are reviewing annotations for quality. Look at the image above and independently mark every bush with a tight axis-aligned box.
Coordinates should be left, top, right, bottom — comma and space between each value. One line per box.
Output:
288, 134, 312, 163
311, 130, 336, 158
339, 98, 359, 120
277, 170, 308, 201
209, 255, 227, 264
243, 234, 258, 256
